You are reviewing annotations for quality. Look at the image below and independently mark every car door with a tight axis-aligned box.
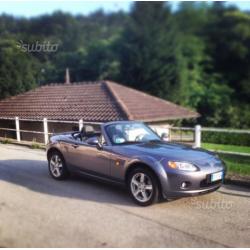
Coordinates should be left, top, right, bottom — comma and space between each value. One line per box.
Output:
65, 139, 111, 176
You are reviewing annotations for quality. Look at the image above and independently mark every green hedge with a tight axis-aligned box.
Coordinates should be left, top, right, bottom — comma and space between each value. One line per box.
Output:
202, 131, 250, 146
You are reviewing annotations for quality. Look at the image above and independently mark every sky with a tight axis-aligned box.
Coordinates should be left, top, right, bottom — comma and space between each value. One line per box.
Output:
0, 1, 249, 17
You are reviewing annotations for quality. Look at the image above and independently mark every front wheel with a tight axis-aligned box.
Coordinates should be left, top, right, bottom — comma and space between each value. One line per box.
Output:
48, 151, 69, 180
128, 168, 159, 206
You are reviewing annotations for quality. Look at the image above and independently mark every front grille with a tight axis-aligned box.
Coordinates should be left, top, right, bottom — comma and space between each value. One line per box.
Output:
200, 176, 222, 188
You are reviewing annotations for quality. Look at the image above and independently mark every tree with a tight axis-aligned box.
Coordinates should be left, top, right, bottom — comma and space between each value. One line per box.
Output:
0, 39, 39, 99
118, 2, 178, 100
80, 37, 120, 81
206, 6, 250, 103
0, 4, 249, 128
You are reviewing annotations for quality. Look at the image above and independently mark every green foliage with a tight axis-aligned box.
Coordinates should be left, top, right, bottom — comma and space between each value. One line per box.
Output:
31, 142, 43, 149
206, 7, 250, 103
202, 143, 250, 154
118, 2, 178, 100
202, 131, 250, 146
82, 37, 120, 80
0, 137, 11, 144
220, 154, 250, 176
0, 3, 249, 128
197, 78, 233, 126
0, 39, 39, 99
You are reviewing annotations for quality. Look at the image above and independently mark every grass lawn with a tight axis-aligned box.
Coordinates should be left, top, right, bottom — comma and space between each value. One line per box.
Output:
219, 154, 250, 176
201, 143, 250, 176
202, 143, 250, 154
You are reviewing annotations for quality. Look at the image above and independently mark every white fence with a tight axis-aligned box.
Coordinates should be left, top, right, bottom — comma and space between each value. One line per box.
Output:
152, 125, 201, 147
152, 125, 250, 157
0, 117, 101, 145
0, 117, 250, 156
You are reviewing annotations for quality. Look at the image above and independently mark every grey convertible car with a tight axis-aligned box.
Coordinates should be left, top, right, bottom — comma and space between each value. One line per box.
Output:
47, 121, 226, 206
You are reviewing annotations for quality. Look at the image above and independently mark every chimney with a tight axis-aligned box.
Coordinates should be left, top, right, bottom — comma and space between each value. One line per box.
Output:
65, 68, 70, 84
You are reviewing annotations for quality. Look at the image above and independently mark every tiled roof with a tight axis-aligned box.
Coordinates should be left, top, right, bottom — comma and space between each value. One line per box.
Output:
0, 81, 198, 122
106, 81, 198, 122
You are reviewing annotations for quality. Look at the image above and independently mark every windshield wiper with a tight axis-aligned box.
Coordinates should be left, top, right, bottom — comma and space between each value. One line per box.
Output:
148, 139, 161, 143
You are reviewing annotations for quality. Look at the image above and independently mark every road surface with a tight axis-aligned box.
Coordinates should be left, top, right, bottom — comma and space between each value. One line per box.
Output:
0, 144, 249, 247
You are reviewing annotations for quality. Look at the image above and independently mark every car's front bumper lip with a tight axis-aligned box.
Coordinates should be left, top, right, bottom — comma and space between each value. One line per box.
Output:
159, 162, 225, 199
164, 182, 222, 198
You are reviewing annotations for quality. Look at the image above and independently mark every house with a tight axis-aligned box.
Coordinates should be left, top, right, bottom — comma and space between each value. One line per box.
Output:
0, 80, 198, 143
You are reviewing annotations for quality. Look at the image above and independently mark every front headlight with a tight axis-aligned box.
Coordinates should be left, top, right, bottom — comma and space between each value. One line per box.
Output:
168, 161, 198, 171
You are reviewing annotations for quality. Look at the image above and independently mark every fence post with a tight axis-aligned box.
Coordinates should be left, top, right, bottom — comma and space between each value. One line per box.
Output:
15, 116, 21, 142
194, 124, 201, 148
165, 127, 170, 141
43, 118, 49, 144
79, 119, 83, 131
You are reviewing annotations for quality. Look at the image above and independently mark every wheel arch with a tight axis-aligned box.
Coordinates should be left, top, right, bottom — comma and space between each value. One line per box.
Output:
47, 147, 64, 161
125, 161, 163, 195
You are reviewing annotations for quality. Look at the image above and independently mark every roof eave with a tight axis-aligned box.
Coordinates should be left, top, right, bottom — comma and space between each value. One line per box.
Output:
137, 114, 199, 123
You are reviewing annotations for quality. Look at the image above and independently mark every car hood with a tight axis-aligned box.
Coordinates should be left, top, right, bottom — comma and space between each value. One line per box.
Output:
122, 141, 215, 161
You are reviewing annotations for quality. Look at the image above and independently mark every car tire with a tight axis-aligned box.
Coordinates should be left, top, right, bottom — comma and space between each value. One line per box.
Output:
128, 167, 159, 206
48, 151, 69, 180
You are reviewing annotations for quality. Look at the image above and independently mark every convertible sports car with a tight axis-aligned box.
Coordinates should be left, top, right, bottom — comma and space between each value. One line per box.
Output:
47, 121, 226, 206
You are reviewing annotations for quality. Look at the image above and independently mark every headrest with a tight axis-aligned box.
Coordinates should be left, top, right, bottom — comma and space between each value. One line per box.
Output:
81, 125, 95, 136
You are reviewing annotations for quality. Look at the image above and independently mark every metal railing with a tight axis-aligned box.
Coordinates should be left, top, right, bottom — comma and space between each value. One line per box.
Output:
0, 117, 101, 145
152, 125, 200, 147
152, 125, 250, 157
0, 117, 249, 157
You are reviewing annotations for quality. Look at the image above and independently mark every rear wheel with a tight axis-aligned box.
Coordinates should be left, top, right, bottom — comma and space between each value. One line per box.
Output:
128, 168, 159, 206
48, 151, 69, 180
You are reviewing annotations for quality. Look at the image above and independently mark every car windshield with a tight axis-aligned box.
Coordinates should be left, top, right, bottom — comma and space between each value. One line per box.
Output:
106, 122, 161, 145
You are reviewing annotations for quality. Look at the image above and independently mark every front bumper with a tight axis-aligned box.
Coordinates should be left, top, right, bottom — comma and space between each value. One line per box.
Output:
160, 166, 225, 199
164, 182, 222, 198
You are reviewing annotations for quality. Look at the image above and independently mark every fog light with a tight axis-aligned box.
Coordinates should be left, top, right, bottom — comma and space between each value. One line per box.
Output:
181, 181, 190, 189
181, 182, 187, 188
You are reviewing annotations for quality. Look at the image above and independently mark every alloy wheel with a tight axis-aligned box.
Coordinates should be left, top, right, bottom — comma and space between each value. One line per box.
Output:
130, 172, 153, 202
50, 154, 63, 178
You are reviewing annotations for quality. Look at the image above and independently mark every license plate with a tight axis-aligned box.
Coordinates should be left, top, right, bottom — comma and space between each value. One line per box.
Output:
211, 171, 223, 182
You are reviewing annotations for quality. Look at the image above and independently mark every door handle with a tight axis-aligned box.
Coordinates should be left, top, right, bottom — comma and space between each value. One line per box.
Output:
72, 144, 79, 149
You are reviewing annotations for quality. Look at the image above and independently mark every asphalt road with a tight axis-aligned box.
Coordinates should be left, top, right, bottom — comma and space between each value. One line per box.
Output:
0, 144, 249, 247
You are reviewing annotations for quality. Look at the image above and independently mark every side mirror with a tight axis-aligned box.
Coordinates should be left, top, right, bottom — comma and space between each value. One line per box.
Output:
85, 136, 103, 150
86, 136, 99, 146
161, 132, 169, 141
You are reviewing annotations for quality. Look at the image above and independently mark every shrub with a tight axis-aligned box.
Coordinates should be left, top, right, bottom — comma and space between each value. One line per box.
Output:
202, 131, 250, 146
0, 137, 11, 144
31, 142, 43, 149
31, 139, 43, 149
